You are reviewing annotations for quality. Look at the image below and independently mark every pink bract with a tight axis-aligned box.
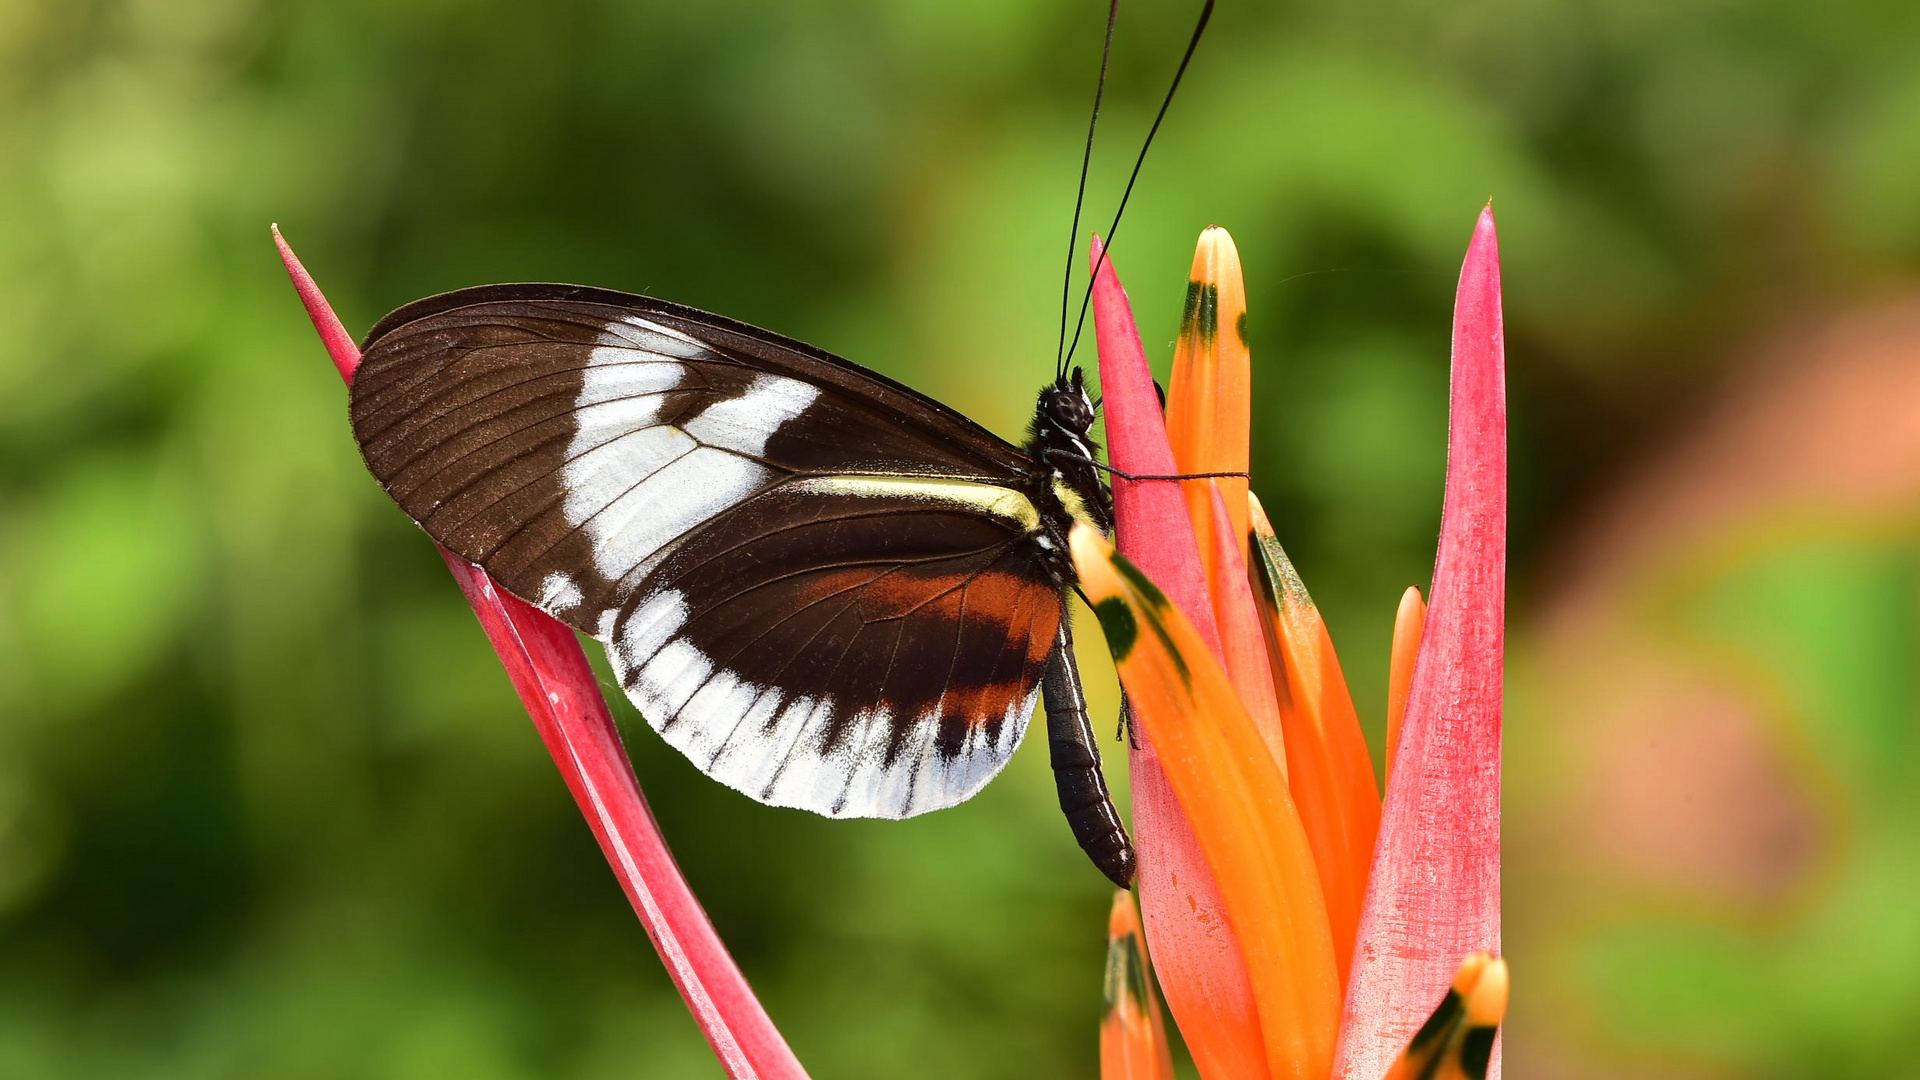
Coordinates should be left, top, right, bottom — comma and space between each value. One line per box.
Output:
274, 227, 808, 1080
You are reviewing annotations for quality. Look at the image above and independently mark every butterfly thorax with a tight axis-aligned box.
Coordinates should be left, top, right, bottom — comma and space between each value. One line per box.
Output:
1024, 370, 1113, 584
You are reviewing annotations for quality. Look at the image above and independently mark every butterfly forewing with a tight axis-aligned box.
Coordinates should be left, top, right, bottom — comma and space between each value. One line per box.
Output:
349, 284, 1063, 819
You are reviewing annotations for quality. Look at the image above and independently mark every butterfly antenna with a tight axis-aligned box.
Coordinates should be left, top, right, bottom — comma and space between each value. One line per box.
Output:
1063, 0, 1214, 370
1057, 0, 1122, 383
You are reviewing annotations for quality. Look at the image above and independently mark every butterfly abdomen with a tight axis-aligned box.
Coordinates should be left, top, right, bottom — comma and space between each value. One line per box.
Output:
1041, 619, 1136, 888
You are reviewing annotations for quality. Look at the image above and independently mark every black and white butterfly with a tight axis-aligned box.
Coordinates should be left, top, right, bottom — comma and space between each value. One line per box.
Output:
345, 0, 1216, 889
350, 284, 1134, 885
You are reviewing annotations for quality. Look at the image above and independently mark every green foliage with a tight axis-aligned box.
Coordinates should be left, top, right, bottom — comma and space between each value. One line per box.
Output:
1, 0, 1917, 1076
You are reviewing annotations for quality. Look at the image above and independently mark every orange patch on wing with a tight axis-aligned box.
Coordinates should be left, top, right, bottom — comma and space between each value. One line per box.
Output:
937, 570, 1061, 729
791, 566, 1042, 624
780, 564, 954, 619
788, 562, 1061, 734
963, 570, 1061, 670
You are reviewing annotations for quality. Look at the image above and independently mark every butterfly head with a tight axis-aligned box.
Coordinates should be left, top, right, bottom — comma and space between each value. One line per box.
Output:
1040, 367, 1096, 437
1029, 366, 1113, 537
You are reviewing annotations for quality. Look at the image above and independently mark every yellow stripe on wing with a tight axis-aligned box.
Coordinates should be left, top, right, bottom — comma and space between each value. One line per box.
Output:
786, 475, 1041, 532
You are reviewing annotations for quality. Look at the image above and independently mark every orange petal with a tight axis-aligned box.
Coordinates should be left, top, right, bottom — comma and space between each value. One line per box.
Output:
1246, 493, 1380, 989
1102, 891, 1176, 1080
1382, 953, 1507, 1080
1165, 226, 1252, 599
1384, 586, 1427, 785
1073, 524, 1341, 1080
1206, 484, 1289, 779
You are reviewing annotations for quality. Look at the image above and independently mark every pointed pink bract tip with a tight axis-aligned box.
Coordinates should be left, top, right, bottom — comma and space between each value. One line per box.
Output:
1086, 234, 1222, 654
1471, 203, 1498, 250
1336, 206, 1504, 1080
273, 225, 361, 383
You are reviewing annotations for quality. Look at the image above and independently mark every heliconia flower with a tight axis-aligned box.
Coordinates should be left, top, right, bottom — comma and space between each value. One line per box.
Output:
1080, 208, 1506, 1080
273, 227, 809, 1080
1103, 890, 1177, 1080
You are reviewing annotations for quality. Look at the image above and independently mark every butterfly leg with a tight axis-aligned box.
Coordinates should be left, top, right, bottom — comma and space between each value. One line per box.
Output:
1042, 614, 1136, 888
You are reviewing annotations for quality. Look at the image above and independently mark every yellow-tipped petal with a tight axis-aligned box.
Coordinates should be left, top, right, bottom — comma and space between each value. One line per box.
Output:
1166, 226, 1252, 598
1385, 585, 1427, 785
1102, 891, 1176, 1080
1071, 524, 1340, 1080
1463, 957, 1508, 1030
1449, 952, 1494, 998
1246, 493, 1379, 988
1383, 953, 1507, 1080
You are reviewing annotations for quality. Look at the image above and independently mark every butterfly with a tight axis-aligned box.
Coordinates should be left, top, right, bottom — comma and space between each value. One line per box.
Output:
349, 283, 1136, 886
345, 0, 1216, 890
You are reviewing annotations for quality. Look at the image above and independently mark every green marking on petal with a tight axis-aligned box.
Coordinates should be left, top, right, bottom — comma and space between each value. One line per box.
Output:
1147, 613, 1189, 685
1235, 309, 1248, 347
1250, 524, 1315, 614
1102, 933, 1150, 1016
1109, 555, 1190, 683
1459, 1026, 1497, 1080
1181, 280, 1218, 344
1407, 988, 1464, 1056
1125, 936, 1150, 1007
1112, 555, 1169, 612
1093, 596, 1138, 661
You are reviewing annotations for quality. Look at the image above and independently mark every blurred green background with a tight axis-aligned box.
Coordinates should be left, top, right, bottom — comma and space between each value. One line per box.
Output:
5, 0, 1920, 1077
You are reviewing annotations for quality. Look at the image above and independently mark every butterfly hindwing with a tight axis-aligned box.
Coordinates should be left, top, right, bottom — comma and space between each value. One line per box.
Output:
349, 284, 1065, 819
613, 481, 1063, 817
